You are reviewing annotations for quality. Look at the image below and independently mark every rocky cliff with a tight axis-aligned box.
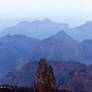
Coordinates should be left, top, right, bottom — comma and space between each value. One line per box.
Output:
34, 58, 58, 92
0, 58, 71, 92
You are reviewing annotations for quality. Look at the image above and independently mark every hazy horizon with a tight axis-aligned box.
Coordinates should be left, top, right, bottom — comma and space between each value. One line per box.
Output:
0, 0, 92, 28
0, 17, 91, 31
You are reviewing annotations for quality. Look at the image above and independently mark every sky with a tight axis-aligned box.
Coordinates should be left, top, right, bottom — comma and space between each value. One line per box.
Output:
0, 0, 92, 27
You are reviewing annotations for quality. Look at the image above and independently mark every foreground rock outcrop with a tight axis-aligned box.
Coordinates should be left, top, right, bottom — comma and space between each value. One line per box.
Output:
34, 58, 58, 92
0, 58, 71, 92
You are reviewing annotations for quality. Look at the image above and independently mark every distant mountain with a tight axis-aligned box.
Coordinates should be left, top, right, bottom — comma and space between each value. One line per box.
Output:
1, 19, 92, 41
68, 21, 92, 41
0, 31, 80, 80
0, 31, 92, 80
0, 18, 69, 40
79, 40, 92, 64
0, 34, 40, 74
33, 31, 80, 61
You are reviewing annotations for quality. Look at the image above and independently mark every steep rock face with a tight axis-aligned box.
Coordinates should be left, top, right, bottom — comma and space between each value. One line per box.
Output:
34, 58, 58, 92
0, 34, 40, 73
67, 65, 92, 92
33, 31, 80, 61
1, 61, 87, 88
79, 40, 92, 64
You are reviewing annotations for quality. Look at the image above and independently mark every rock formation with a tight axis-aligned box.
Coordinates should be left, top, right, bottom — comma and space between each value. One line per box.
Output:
0, 58, 72, 92
34, 58, 58, 92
